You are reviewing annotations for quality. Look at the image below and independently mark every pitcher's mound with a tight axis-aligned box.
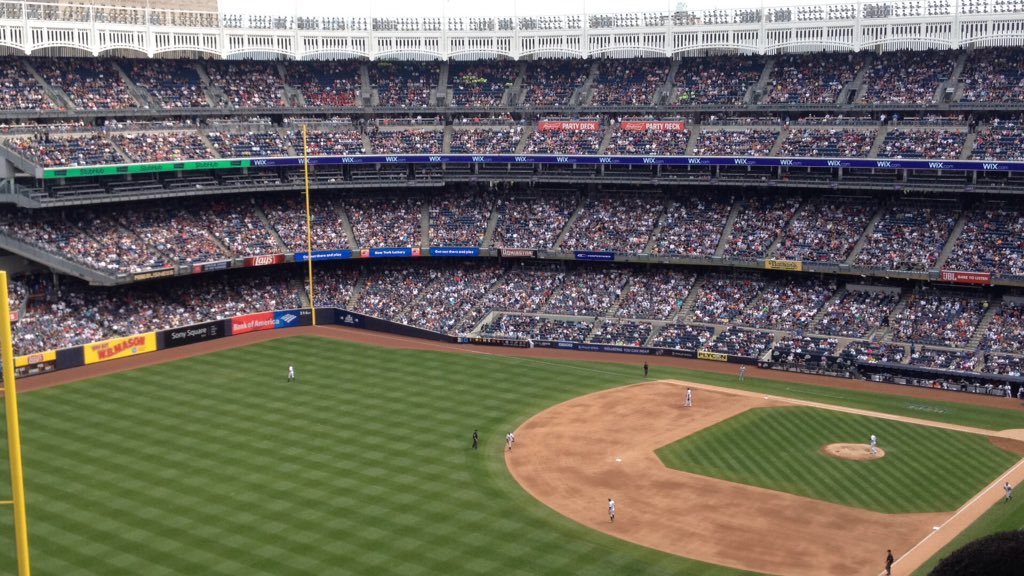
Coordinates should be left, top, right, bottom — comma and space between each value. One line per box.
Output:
822, 443, 885, 461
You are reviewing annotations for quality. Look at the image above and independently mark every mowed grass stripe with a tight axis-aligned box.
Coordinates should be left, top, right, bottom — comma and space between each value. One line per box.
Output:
656, 406, 1019, 513
0, 336, 764, 576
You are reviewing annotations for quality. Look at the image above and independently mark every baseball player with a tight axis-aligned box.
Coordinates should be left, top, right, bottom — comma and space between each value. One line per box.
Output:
608, 498, 616, 522
870, 434, 878, 455
472, 429, 479, 450
643, 361, 649, 377
739, 366, 746, 381
287, 365, 295, 382
1005, 482, 1014, 502
885, 549, 894, 575
685, 387, 693, 407
506, 432, 514, 451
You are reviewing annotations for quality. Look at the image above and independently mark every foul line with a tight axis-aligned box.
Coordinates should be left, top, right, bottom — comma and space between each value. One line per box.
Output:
882, 456, 1024, 576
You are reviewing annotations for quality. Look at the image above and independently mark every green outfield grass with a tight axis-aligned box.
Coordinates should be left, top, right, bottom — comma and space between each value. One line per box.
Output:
655, 406, 1019, 513
0, 336, 759, 576
910, 492, 1024, 576
0, 334, 1020, 575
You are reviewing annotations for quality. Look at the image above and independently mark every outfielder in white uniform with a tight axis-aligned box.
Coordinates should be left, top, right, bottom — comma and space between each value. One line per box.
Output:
608, 498, 616, 522
685, 388, 693, 407
870, 434, 878, 455
287, 365, 295, 382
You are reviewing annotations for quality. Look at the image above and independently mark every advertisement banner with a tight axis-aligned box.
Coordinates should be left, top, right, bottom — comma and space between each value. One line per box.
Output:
274, 309, 313, 329
472, 337, 533, 348
83, 333, 157, 365
620, 121, 686, 132
940, 270, 992, 285
192, 260, 231, 274
764, 259, 803, 272
577, 343, 651, 355
430, 247, 480, 257
537, 121, 601, 131
499, 248, 537, 258
133, 267, 176, 282
574, 251, 615, 261
295, 250, 353, 262
363, 247, 421, 258
244, 254, 286, 267
230, 312, 276, 335
12, 350, 57, 377
161, 320, 226, 349
697, 350, 729, 362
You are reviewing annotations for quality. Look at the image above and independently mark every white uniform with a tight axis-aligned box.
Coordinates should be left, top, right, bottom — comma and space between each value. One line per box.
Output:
870, 434, 877, 455
739, 366, 746, 381
1005, 482, 1014, 501
608, 499, 616, 522
685, 388, 693, 407
288, 365, 295, 381
506, 432, 514, 451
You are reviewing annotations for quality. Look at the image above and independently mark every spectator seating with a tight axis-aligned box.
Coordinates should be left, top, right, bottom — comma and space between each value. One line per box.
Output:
491, 193, 578, 250
450, 60, 518, 107
286, 60, 362, 107
774, 197, 876, 263
32, 57, 138, 109
480, 314, 593, 341
723, 196, 801, 260
763, 53, 863, 104
691, 277, 765, 324
589, 59, 666, 106
945, 206, 1024, 276
205, 61, 286, 107
203, 199, 281, 256
981, 353, 1024, 377
588, 319, 653, 346
449, 127, 523, 153
705, 327, 775, 358
774, 335, 840, 357
525, 126, 604, 154
959, 47, 1024, 103
559, 195, 663, 253
670, 55, 763, 106
878, 129, 966, 159
288, 129, 365, 155
604, 124, 689, 155
777, 128, 876, 158
892, 292, 986, 348
910, 347, 978, 370
980, 302, 1024, 353
261, 196, 348, 252
368, 128, 443, 154
815, 289, 900, 338
736, 278, 834, 331
650, 195, 730, 258
543, 269, 629, 316
309, 267, 360, 308
855, 203, 959, 271
112, 132, 211, 162
125, 59, 208, 108
370, 61, 439, 108
970, 122, 1024, 161
520, 60, 590, 107
206, 131, 290, 158
650, 323, 714, 350
693, 128, 778, 156
0, 59, 53, 110
428, 190, 491, 246
614, 269, 696, 320
841, 341, 906, 363
7, 134, 126, 167
396, 265, 503, 334
861, 50, 954, 105
345, 195, 423, 247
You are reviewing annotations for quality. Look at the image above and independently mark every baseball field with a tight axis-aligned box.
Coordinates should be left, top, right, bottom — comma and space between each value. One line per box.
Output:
0, 328, 1021, 575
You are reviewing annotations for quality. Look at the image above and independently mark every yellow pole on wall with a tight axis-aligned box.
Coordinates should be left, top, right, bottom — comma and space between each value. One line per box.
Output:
0, 271, 31, 576
302, 125, 317, 326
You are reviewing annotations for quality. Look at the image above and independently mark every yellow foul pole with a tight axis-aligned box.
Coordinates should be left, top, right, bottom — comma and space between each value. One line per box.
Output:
0, 271, 31, 576
302, 125, 317, 326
